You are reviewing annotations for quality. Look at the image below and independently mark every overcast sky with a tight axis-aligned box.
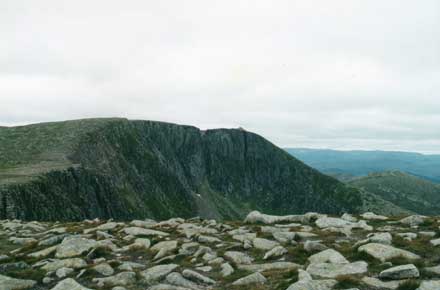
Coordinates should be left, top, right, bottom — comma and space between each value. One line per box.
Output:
1, 1, 439, 153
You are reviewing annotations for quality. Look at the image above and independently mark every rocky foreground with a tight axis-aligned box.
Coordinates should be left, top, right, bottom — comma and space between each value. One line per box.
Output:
1, 211, 440, 290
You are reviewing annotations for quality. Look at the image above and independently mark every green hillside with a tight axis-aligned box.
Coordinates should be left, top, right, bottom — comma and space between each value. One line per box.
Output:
349, 171, 440, 215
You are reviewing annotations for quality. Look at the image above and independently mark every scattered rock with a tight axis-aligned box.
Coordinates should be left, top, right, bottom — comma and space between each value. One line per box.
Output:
56, 236, 97, 258
232, 272, 267, 285
253, 237, 279, 250
93, 271, 136, 288
306, 261, 368, 279
358, 243, 420, 262
224, 251, 254, 265
361, 212, 388, 220
379, 264, 420, 280
308, 249, 349, 264
140, 264, 179, 284
0, 274, 36, 290
400, 215, 427, 227
51, 278, 92, 290
417, 280, 440, 290
263, 245, 288, 260
182, 269, 216, 285
123, 227, 169, 237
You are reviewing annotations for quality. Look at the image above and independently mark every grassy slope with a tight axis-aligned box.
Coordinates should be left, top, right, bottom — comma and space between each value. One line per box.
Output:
349, 171, 440, 215
0, 118, 119, 185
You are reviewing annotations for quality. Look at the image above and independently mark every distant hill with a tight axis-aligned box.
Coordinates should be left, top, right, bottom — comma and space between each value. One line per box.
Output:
285, 148, 440, 183
0, 118, 366, 221
348, 171, 440, 215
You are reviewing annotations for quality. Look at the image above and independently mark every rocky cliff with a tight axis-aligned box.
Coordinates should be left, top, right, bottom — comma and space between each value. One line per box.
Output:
0, 118, 363, 221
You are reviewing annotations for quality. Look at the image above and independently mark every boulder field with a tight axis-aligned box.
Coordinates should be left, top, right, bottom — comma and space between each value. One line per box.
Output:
1, 210, 440, 290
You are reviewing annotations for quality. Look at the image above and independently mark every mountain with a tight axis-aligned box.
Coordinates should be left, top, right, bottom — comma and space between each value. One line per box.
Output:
348, 171, 440, 215
285, 148, 440, 183
0, 118, 366, 221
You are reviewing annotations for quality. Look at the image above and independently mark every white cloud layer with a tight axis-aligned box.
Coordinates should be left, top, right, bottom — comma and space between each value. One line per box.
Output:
1, 0, 439, 153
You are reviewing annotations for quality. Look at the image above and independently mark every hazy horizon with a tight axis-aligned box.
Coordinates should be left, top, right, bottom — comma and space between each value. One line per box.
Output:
1, 0, 439, 153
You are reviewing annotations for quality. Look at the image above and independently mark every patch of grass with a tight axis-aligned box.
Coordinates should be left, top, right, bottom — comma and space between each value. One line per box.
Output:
286, 244, 309, 265
334, 275, 362, 289
420, 268, 439, 279
220, 269, 253, 284
5, 268, 46, 281
387, 255, 425, 270
342, 249, 388, 275
416, 217, 438, 231
392, 235, 440, 267
247, 247, 265, 263
265, 269, 298, 290
396, 279, 420, 290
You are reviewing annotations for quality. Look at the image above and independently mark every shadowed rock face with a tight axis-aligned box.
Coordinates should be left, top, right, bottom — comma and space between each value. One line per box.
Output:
0, 118, 362, 221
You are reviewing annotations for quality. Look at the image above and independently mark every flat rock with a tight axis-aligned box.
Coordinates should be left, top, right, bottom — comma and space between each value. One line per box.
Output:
361, 212, 388, 220
308, 249, 349, 264
123, 227, 169, 237
304, 240, 328, 252
430, 238, 440, 246
28, 245, 57, 258
56, 236, 97, 258
315, 217, 352, 228
253, 237, 279, 250
244, 211, 302, 224
358, 243, 420, 262
93, 263, 114, 276
220, 263, 234, 277
232, 272, 267, 285
424, 265, 440, 275
130, 219, 157, 228
182, 269, 216, 285
367, 232, 392, 245
56, 267, 74, 278
50, 278, 92, 290
237, 262, 300, 272
151, 240, 178, 259
141, 264, 179, 284
92, 271, 136, 288
286, 279, 337, 290
417, 281, 440, 290
147, 284, 191, 290
341, 213, 358, 222
306, 261, 368, 279
272, 231, 296, 243
0, 274, 36, 290
400, 215, 427, 227
165, 272, 202, 290
361, 277, 403, 290
41, 258, 87, 272
379, 264, 419, 280
224, 251, 254, 265
263, 245, 288, 260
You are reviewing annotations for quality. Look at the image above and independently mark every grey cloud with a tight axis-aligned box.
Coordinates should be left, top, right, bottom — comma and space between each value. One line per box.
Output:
0, 0, 439, 153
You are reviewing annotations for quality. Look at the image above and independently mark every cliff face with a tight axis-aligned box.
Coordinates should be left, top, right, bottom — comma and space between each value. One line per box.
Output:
0, 118, 363, 221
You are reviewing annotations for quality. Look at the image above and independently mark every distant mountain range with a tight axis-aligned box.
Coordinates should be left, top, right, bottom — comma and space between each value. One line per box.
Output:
0, 118, 369, 221
285, 148, 440, 183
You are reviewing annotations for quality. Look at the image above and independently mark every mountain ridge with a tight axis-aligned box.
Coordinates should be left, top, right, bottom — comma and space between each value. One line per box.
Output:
0, 118, 367, 221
